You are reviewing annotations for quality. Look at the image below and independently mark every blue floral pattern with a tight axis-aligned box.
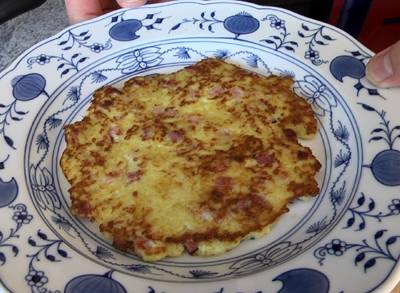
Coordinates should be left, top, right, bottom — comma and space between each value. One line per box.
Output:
116, 47, 163, 74
28, 53, 89, 77
293, 75, 337, 117
344, 193, 400, 231
25, 230, 70, 292
260, 15, 298, 52
359, 103, 400, 186
298, 24, 334, 65
170, 11, 260, 39
0, 204, 32, 266
314, 230, 400, 272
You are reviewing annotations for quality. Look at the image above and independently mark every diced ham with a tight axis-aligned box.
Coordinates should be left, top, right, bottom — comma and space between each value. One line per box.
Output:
164, 107, 178, 118
153, 106, 177, 118
142, 127, 154, 140
208, 85, 225, 98
75, 200, 91, 216
214, 176, 233, 192
255, 153, 274, 166
107, 171, 121, 177
105, 170, 121, 183
134, 238, 153, 250
185, 66, 197, 74
127, 170, 143, 183
168, 130, 184, 143
283, 128, 297, 141
235, 198, 252, 209
230, 86, 244, 101
297, 150, 309, 160
187, 114, 201, 125
153, 106, 165, 116
208, 160, 228, 172
109, 125, 121, 141
184, 239, 199, 255
188, 89, 200, 100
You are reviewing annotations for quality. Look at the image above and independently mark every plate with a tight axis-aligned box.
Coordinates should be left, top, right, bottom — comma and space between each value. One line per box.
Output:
1, 1, 399, 292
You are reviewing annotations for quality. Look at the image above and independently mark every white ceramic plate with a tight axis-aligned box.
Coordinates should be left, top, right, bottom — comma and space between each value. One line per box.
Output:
1, 1, 399, 292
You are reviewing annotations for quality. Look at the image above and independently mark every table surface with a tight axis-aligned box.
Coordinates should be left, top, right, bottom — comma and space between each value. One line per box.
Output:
0, 0, 68, 71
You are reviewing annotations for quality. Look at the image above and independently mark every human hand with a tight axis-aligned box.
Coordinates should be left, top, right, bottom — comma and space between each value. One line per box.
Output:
366, 40, 400, 88
65, 0, 168, 24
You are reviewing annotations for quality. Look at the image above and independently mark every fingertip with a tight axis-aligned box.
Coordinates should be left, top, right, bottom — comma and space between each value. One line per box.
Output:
115, 0, 148, 8
366, 41, 400, 88
64, 0, 103, 24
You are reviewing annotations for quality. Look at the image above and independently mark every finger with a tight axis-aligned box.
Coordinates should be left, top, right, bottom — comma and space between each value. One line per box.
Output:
65, 0, 105, 24
148, 0, 171, 3
366, 40, 400, 88
115, 0, 147, 7
100, 0, 121, 11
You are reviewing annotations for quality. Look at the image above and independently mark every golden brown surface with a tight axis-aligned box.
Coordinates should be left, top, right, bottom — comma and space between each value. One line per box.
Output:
60, 58, 321, 261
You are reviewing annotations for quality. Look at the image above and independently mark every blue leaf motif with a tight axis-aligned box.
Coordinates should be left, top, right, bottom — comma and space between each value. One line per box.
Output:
170, 23, 182, 31
374, 230, 386, 239
244, 54, 259, 68
386, 237, 397, 245
302, 24, 309, 31
213, 49, 230, 60
46, 254, 56, 261
284, 46, 295, 51
346, 217, 355, 228
4, 136, 14, 148
91, 71, 108, 84
360, 103, 375, 112
174, 48, 191, 59
48, 117, 62, 129
58, 249, 68, 258
37, 231, 48, 240
355, 252, 365, 264
95, 246, 114, 259
364, 258, 376, 271
357, 194, 365, 206
127, 264, 151, 274
334, 121, 349, 141
189, 270, 218, 278
0, 252, 5, 265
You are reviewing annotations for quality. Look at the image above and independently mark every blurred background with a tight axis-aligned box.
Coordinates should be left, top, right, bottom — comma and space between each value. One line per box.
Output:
0, 0, 399, 70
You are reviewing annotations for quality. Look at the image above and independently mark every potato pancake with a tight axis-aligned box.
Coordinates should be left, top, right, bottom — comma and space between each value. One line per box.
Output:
61, 58, 321, 261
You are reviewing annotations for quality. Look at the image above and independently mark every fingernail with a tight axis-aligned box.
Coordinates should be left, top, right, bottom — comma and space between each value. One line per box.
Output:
116, 0, 147, 8
366, 50, 393, 86
121, 0, 146, 3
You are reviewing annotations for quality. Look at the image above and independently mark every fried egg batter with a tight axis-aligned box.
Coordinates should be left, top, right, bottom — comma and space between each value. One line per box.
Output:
61, 58, 321, 261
